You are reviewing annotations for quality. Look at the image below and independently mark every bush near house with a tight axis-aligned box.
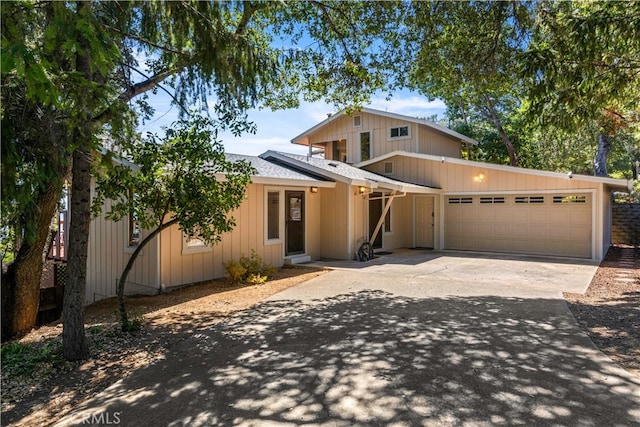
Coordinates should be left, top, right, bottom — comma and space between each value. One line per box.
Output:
224, 250, 276, 285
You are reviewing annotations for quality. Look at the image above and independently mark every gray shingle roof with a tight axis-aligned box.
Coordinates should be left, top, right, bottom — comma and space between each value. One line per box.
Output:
259, 151, 439, 192
225, 153, 327, 182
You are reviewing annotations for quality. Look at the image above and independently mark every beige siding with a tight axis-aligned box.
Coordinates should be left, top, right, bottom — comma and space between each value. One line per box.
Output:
320, 182, 350, 259
380, 194, 413, 249
369, 156, 601, 193
158, 183, 314, 289
364, 155, 609, 259
87, 188, 159, 304
305, 113, 464, 163
418, 125, 462, 158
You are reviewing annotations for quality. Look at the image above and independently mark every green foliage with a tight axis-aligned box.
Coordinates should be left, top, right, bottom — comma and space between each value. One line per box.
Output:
93, 115, 255, 246
525, 1, 640, 132
1, 340, 62, 377
224, 260, 247, 284
224, 250, 275, 285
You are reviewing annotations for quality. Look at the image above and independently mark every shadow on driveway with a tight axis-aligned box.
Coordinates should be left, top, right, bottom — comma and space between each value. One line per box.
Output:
57, 290, 640, 426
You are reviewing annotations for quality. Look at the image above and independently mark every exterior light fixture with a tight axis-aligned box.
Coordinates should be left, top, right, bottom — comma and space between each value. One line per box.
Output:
473, 173, 485, 183
310, 186, 318, 193
359, 186, 366, 194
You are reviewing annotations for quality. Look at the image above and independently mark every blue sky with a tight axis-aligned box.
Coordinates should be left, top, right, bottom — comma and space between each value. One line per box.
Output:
137, 91, 447, 156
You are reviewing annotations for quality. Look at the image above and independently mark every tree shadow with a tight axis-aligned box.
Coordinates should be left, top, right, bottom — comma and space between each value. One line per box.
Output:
56, 290, 640, 426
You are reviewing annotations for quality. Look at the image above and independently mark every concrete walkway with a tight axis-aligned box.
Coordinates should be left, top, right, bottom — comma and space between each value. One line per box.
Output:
56, 250, 640, 426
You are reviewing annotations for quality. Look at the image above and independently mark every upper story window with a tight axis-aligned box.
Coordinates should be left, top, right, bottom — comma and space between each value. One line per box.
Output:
389, 125, 410, 140
360, 132, 371, 162
353, 115, 362, 127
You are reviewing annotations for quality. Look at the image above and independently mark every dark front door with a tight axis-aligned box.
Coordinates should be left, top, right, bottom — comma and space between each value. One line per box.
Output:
285, 191, 305, 255
369, 192, 383, 249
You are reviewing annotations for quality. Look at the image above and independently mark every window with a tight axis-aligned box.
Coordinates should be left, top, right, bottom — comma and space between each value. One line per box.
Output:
389, 125, 410, 139
360, 132, 371, 162
448, 197, 473, 204
553, 195, 587, 204
384, 206, 392, 233
181, 233, 211, 255
267, 191, 280, 240
515, 196, 545, 204
128, 211, 140, 247
353, 115, 362, 127
383, 162, 394, 175
480, 196, 505, 204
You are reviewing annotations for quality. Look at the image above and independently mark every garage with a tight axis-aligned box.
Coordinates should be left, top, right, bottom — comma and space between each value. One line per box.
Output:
444, 193, 592, 258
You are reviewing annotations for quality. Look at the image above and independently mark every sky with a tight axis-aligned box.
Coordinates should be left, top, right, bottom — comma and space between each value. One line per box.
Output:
136, 91, 448, 157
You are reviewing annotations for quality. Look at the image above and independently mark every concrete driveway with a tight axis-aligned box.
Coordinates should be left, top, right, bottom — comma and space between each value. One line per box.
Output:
57, 250, 640, 427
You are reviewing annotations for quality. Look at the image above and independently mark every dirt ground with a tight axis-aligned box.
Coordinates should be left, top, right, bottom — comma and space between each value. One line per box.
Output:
564, 245, 640, 378
2, 247, 639, 426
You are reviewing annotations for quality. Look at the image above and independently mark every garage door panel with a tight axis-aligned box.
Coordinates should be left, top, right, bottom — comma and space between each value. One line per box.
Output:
444, 194, 591, 258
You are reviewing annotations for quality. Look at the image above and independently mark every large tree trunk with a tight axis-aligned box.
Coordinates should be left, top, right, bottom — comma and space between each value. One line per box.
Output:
62, 0, 93, 360
62, 145, 91, 360
593, 132, 611, 177
483, 94, 518, 167
1, 181, 63, 341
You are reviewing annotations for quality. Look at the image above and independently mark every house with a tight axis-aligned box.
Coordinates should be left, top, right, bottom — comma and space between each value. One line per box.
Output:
83, 108, 630, 304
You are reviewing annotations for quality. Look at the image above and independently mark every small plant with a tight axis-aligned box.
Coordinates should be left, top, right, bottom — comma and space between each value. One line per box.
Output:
1, 340, 63, 377
246, 273, 268, 285
224, 250, 275, 284
224, 260, 247, 284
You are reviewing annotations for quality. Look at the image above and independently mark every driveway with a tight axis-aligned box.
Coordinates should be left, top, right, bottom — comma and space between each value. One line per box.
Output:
56, 250, 640, 427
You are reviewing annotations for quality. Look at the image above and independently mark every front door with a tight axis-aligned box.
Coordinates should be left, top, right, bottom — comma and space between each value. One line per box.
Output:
415, 196, 434, 248
369, 192, 383, 249
285, 191, 305, 255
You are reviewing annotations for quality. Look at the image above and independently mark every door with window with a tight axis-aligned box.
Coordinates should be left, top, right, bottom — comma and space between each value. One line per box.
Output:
368, 192, 384, 249
285, 191, 305, 255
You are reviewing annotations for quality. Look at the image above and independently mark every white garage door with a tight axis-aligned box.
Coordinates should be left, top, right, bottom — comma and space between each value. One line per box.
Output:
445, 194, 592, 258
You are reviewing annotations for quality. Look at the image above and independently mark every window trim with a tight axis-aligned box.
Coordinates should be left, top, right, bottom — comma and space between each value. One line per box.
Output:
181, 234, 212, 255
388, 125, 411, 141
265, 188, 282, 245
359, 131, 372, 162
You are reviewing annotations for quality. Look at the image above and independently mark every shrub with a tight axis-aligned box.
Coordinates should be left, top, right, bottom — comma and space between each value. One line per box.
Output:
225, 250, 275, 284
224, 260, 247, 284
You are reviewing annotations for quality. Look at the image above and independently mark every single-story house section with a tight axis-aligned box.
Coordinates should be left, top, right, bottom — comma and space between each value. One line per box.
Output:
82, 108, 631, 303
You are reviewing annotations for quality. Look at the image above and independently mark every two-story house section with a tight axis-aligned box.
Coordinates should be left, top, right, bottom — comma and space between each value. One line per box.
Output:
291, 107, 477, 163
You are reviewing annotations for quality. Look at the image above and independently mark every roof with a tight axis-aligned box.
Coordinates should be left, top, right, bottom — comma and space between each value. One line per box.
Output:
291, 107, 478, 146
356, 150, 631, 191
222, 153, 335, 187
259, 151, 440, 194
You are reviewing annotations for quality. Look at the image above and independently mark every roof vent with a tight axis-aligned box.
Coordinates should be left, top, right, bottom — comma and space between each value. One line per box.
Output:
328, 162, 339, 167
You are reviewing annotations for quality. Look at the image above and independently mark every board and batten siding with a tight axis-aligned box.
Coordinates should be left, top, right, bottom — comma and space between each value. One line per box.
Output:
418, 126, 462, 158
304, 112, 463, 163
87, 197, 159, 304
158, 183, 321, 290
320, 182, 350, 259
365, 155, 611, 259
366, 156, 602, 193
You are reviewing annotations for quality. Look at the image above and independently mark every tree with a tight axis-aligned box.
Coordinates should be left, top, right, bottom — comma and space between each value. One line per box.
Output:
1, 0, 402, 358
93, 116, 254, 330
404, 1, 535, 166
526, 0, 640, 176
